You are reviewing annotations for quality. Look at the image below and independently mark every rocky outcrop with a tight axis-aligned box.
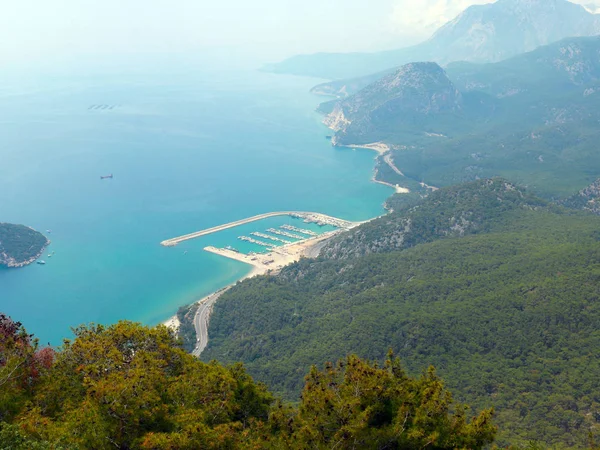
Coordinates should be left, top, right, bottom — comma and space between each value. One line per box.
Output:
562, 179, 600, 214
323, 104, 351, 132
324, 63, 463, 145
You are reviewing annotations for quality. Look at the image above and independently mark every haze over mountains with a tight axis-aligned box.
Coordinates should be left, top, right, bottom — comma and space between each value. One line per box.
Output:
317, 35, 600, 197
267, 0, 600, 80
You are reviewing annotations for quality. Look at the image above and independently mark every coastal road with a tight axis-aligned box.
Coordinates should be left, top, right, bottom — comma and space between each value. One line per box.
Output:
191, 288, 231, 357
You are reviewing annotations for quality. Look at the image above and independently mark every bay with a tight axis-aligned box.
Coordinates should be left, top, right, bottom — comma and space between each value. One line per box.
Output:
0, 69, 390, 345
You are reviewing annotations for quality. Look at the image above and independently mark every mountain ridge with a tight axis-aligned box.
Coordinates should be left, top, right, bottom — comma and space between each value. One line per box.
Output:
267, 0, 600, 80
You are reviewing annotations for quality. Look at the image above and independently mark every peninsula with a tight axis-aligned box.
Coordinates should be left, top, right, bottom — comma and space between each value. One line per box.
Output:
0, 223, 49, 268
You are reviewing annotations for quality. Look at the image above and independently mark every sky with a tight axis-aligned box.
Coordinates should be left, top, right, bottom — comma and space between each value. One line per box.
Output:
0, 0, 599, 72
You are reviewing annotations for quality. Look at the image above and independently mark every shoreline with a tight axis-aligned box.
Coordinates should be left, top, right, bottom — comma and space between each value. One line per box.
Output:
3, 237, 51, 269
162, 229, 347, 336
372, 167, 410, 194
338, 141, 391, 155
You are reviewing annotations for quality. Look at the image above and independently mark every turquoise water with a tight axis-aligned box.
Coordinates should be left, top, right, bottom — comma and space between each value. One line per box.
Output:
0, 70, 390, 345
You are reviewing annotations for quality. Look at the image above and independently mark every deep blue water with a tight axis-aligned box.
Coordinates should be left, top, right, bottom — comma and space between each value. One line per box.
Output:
0, 70, 391, 345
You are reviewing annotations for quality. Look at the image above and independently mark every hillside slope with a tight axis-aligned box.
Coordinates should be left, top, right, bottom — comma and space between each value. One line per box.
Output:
202, 180, 600, 448
0, 223, 48, 268
321, 36, 600, 198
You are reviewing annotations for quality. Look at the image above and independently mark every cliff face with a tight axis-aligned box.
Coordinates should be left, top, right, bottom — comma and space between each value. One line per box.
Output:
0, 223, 49, 268
325, 63, 463, 145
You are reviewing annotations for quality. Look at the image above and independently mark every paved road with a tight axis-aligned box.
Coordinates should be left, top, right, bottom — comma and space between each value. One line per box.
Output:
191, 287, 231, 357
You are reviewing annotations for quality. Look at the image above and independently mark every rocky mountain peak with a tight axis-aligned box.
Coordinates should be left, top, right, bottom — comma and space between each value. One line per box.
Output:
429, 0, 600, 64
352, 62, 462, 114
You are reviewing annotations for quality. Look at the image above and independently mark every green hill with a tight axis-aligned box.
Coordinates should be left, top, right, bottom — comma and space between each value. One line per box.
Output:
0, 315, 496, 449
201, 180, 600, 448
0, 223, 49, 268
320, 36, 600, 198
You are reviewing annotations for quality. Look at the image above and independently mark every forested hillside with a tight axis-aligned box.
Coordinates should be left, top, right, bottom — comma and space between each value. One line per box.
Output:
320, 178, 547, 260
202, 180, 600, 448
320, 36, 600, 198
0, 223, 48, 268
0, 315, 497, 449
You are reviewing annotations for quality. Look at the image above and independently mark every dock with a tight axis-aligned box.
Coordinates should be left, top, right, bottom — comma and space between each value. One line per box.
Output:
238, 236, 276, 249
161, 211, 358, 247
281, 224, 317, 236
267, 228, 305, 240
250, 232, 292, 244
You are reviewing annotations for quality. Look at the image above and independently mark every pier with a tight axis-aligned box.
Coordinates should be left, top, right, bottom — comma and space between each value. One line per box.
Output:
250, 232, 292, 244
161, 211, 358, 247
267, 228, 305, 240
238, 236, 276, 249
281, 225, 317, 236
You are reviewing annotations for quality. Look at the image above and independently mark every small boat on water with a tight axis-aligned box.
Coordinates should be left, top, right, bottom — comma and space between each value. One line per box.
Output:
37, 260, 46, 265
100, 174, 113, 180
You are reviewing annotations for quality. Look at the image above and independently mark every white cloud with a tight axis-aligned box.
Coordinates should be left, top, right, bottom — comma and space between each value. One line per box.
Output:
390, 0, 600, 37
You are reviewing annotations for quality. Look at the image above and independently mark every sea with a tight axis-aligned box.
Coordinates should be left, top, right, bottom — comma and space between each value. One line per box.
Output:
0, 67, 391, 345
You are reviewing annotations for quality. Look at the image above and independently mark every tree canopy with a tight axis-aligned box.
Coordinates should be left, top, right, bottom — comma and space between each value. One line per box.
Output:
0, 319, 497, 449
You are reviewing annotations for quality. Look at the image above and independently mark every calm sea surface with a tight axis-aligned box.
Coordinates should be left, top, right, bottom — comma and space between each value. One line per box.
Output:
0, 70, 390, 345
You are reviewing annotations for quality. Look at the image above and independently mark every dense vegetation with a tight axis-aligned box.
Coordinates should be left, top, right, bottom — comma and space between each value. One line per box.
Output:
323, 37, 600, 198
202, 180, 600, 448
0, 315, 498, 449
0, 223, 48, 268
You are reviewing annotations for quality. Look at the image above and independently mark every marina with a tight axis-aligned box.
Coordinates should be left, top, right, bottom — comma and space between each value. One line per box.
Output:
281, 224, 317, 236
267, 228, 306, 240
250, 232, 292, 244
160, 211, 359, 247
238, 236, 277, 249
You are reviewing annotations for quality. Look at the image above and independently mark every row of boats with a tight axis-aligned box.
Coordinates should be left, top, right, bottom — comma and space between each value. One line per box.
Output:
235, 224, 321, 253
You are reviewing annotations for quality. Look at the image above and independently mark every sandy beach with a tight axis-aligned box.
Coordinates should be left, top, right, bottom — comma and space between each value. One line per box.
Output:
344, 142, 391, 155
373, 178, 411, 194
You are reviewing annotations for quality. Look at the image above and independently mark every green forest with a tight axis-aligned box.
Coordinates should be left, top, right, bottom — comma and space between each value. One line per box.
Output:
201, 180, 600, 448
0, 223, 48, 267
0, 315, 499, 449
323, 37, 600, 199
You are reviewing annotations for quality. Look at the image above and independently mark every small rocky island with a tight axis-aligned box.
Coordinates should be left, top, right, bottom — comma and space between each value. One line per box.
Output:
0, 223, 50, 268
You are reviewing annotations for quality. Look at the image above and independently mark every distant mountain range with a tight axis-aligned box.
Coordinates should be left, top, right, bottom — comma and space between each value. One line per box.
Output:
321, 35, 600, 197
266, 0, 600, 80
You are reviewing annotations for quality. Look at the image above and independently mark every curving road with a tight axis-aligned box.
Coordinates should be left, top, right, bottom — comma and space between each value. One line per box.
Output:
191, 287, 231, 357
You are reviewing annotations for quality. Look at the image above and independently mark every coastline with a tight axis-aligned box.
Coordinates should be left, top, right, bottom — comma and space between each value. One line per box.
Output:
372, 167, 410, 194
342, 142, 391, 155
162, 230, 345, 336
2, 237, 50, 269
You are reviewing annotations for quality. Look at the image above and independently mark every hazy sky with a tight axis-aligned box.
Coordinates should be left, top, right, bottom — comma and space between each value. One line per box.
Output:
1, 0, 599, 71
